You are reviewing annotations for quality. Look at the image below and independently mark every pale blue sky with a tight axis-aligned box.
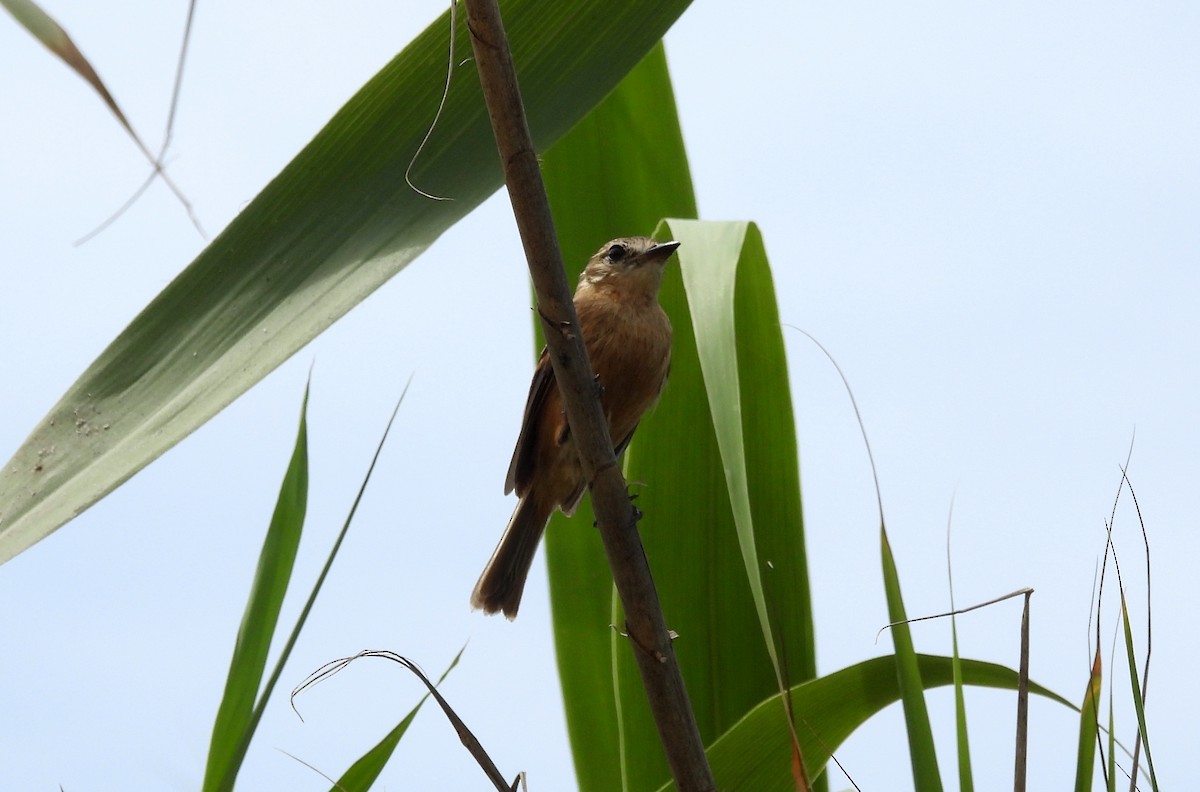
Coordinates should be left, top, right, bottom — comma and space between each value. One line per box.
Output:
1, 1, 1195, 789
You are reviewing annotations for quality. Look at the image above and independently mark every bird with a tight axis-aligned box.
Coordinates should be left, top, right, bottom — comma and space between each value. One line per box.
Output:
471, 236, 680, 619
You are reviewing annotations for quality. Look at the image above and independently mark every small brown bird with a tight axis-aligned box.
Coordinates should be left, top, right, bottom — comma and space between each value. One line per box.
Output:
471, 236, 680, 619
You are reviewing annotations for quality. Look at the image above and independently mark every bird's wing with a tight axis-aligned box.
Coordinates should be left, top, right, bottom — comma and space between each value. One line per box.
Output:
505, 347, 556, 495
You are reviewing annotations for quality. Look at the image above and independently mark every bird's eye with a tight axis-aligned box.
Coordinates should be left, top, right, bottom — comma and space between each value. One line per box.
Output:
607, 243, 627, 261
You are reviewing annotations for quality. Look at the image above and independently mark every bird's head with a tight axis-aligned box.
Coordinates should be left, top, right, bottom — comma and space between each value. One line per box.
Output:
578, 237, 681, 297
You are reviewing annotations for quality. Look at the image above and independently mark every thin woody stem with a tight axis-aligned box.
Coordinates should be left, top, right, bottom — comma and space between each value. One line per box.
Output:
462, 1, 716, 790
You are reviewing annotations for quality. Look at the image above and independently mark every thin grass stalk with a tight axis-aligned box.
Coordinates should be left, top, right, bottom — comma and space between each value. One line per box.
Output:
1013, 591, 1030, 791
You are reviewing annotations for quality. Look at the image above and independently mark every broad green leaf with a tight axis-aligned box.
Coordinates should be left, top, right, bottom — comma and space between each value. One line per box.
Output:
203, 385, 310, 792
541, 43, 698, 792
0, 0, 694, 564
881, 529, 944, 790
622, 220, 819, 791
1073, 648, 1102, 792
656, 654, 1073, 792
541, 49, 817, 792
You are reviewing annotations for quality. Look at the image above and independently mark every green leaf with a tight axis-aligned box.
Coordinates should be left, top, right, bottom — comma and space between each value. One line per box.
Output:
1119, 593, 1158, 791
951, 616, 974, 792
541, 43, 700, 792
1106, 685, 1116, 792
202, 385, 310, 792
881, 530, 944, 790
656, 654, 1073, 792
541, 48, 817, 792
213, 380, 410, 791
0, 0, 694, 564
947, 539, 974, 792
1073, 648, 1102, 792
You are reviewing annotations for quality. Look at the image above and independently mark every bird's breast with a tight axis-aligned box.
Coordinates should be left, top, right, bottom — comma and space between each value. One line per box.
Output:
577, 295, 673, 439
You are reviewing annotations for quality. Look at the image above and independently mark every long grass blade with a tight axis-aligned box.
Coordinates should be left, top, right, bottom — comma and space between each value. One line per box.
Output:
219, 379, 411, 790
202, 384, 310, 792
1073, 648, 1102, 792
881, 530, 944, 791
1119, 594, 1158, 791
946, 505, 974, 792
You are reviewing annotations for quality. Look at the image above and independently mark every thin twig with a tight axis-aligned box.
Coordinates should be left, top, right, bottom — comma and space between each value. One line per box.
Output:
159, 0, 198, 159
74, 0, 205, 244
875, 587, 1034, 642
461, 1, 715, 789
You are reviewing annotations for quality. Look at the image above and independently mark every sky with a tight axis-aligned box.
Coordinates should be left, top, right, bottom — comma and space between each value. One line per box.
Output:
1, 1, 1196, 790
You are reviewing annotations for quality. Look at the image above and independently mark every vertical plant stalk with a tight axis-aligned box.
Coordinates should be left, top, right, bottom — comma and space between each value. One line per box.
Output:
1013, 591, 1031, 792
462, 1, 715, 789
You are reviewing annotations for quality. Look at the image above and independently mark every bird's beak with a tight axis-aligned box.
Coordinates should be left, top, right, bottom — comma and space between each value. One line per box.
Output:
641, 240, 680, 264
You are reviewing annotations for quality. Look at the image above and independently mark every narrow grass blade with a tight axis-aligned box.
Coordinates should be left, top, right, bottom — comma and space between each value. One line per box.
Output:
1106, 688, 1116, 792
881, 529, 944, 791
1073, 648, 1102, 792
0, 0, 694, 565
656, 654, 1071, 792
202, 384, 310, 792
1119, 594, 1158, 791
950, 612, 974, 792
946, 513, 974, 792
211, 379, 410, 792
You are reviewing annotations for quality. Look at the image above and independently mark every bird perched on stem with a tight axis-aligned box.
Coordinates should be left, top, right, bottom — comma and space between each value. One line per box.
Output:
471, 236, 680, 619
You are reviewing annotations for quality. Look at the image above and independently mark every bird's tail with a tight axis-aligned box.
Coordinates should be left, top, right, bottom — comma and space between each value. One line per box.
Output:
470, 492, 553, 619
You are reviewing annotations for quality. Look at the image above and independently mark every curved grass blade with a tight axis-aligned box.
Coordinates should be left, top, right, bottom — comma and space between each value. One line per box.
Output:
294, 650, 510, 791
0, 0, 694, 565
331, 648, 465, 792
656, 654, 1072, 792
